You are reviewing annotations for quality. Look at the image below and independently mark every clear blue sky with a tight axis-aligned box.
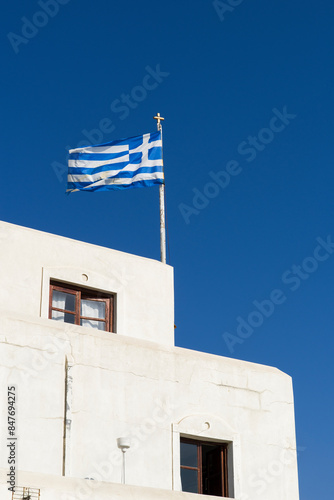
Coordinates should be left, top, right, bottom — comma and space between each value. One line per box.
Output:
2, 1, 334, 498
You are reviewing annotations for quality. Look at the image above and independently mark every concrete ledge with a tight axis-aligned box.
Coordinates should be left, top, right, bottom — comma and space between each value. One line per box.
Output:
0, 469, 233, 500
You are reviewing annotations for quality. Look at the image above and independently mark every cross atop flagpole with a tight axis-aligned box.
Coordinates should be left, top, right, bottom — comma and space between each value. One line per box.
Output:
154, 112, 164, 131
154, 113, 166, 264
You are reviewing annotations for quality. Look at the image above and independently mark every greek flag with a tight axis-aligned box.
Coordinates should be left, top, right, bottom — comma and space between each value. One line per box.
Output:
67, 130, 163, 193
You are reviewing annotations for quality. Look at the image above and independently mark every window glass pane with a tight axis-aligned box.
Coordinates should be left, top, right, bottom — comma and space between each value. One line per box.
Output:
81, 299, 106, 319
52, 310, 75, 324
52, 290, 75, 312
203, 444, 221, 475
181, 442, 198, 467
80, 318, 106, 331
202, 444, 223, 496
181, 468, 198, 493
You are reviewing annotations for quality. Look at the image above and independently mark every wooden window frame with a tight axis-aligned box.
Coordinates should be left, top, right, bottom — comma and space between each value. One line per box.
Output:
180, 437, 229, 497
49, 281, 114, 332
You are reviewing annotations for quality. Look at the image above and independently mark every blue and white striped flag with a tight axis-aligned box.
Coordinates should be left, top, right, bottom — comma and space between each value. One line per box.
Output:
67, 130, 163, 193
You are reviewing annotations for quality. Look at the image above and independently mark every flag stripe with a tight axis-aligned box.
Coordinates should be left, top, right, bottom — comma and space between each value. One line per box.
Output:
68, 159, 128, 171
67, 173, 164, 192
68, 165, 163, 183
69, 151, 129, 162
69, 144, 128, 154
68, 158, 162, 173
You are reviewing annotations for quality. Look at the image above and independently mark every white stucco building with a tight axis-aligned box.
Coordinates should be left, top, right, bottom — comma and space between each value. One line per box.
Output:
0, 220, 299, 500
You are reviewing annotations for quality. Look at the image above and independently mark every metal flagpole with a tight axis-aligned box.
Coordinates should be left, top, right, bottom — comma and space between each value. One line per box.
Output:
154, 113, 166, 264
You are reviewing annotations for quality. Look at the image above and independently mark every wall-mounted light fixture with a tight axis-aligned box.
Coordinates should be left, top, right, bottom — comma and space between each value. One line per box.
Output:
117, 437, 131, 484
